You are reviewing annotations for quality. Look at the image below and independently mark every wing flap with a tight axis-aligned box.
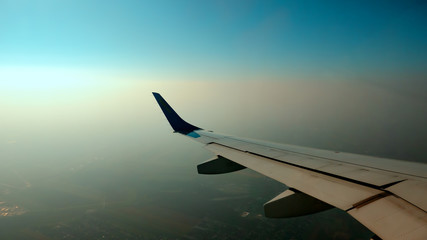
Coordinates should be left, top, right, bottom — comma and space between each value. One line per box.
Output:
348, 195, 427, 240
386, 180, 427, 212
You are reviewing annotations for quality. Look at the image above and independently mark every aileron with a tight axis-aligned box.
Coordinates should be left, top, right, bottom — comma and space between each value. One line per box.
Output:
386, 180, 427, 212
349, 195, 427, 240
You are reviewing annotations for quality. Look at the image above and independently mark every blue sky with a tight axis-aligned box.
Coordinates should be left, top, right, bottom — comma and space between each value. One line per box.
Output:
1, 0, 426, 80
1, 0, 425, 157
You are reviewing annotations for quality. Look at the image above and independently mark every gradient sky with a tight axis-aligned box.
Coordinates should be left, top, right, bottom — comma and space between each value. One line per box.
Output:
1, 0, 426, 80
1, 0, 427, 161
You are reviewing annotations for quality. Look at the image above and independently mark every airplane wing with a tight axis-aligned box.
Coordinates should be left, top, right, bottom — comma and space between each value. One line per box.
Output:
152, 92, 427, 240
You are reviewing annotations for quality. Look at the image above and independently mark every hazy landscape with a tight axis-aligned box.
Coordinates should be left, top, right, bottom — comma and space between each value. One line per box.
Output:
1, 80, 426, 239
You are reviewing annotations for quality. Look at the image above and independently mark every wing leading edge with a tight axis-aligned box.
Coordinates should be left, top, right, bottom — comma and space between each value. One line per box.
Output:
152, 92, 427, 240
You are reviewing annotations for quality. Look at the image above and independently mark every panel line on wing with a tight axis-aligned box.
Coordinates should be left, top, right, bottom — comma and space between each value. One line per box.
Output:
205, 142, 382, 211
207, 142, 386, 190
351, 192, 390, 209
213, 136, 427, 179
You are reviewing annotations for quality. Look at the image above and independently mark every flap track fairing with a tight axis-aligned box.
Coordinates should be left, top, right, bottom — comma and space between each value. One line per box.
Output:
197, 155, 246, 174
264, 189, 333, 218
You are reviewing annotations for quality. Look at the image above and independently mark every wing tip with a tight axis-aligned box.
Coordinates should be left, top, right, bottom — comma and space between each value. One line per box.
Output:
152, 92, 201, 133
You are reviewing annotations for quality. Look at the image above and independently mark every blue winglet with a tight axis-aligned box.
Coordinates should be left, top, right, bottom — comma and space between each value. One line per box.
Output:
152, 92, 201, 134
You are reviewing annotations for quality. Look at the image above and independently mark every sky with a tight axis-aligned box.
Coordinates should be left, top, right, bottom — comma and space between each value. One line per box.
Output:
0, 1, 426, 162
0, 0, 426, 165
0, 0, 426, 81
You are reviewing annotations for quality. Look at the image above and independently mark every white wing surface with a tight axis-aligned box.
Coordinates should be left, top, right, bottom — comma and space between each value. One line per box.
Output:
153, 92, 427, 240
